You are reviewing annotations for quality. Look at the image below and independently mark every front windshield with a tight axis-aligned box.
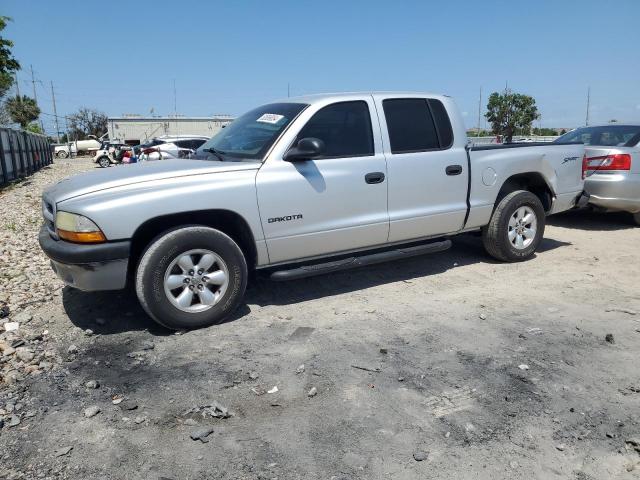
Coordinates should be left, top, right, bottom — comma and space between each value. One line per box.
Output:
555, 125, 640, 147
196, 102, 307, 161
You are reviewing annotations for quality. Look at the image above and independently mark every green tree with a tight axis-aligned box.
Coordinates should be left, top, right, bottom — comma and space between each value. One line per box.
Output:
68, 107, 108, 139
485, 90, 540, 143
532, 127, 558, 136
467, 129, 493, 137
26, 122, 43, 134
6, 95, 40, 128
0, 16, 20, 99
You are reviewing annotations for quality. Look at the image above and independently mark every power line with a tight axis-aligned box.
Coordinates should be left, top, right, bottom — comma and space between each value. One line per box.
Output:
39, 111, 70, 119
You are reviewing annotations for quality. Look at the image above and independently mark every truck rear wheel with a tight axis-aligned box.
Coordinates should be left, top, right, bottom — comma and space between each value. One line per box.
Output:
135, 226, 247, 330
633, 212, 640, 226
482, 190, 545, 262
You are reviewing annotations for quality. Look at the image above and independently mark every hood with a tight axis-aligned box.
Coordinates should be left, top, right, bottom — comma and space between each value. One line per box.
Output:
45, 159, 260, 204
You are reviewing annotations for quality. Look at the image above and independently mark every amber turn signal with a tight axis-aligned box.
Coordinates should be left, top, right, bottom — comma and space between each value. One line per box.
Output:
57, 229, 107, 243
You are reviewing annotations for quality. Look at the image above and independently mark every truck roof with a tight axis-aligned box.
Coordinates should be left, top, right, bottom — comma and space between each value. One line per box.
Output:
280, 91, 449, 105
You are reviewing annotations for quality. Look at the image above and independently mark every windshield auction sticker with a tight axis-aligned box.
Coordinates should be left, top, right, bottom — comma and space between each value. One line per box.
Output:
256, 113, 285, 124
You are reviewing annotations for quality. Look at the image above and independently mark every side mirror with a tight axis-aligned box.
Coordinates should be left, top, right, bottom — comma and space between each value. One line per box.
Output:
283, 137, 325, 162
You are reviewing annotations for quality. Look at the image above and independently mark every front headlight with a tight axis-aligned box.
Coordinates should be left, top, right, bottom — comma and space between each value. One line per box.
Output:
55, 211, 106, 243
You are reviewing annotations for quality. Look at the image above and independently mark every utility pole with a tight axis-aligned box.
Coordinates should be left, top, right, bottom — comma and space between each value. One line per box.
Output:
476, 86, 482, 137
29, 66, 37, 101
585, 86, 591, 126
173, 79, 177, 116
50, 81, 60, 143
173, 79, 177, 132
14, 72, 20, 97
30, 65, 45, 134
65, 116, 72, 151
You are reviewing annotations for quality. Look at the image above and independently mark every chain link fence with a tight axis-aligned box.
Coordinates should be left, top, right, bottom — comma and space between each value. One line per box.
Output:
0, 128, 53, 187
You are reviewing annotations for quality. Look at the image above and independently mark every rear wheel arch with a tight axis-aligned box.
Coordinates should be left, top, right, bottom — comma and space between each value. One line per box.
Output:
128, 210, 258, 276
494, 172, 554, 213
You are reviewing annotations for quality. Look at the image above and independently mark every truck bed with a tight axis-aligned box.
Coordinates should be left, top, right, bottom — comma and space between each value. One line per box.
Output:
464, 141, 585, 230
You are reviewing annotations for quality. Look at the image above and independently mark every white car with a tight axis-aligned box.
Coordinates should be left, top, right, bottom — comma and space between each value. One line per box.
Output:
139, 135, 209, 161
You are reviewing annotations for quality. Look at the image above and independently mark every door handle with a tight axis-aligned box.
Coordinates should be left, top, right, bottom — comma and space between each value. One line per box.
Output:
445, 165, 463, 176
365, 172, 385, 184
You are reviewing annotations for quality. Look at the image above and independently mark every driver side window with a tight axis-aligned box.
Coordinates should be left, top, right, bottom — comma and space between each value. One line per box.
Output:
297, 101, 374, 159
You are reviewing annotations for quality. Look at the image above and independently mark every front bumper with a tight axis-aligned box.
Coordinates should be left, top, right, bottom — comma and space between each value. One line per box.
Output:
38, 225, 130, 291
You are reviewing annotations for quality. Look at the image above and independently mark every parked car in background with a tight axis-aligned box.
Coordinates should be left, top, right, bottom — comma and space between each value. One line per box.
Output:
138, 135, 209, 161
39, 92, 586, 329
555, 124, 640, 224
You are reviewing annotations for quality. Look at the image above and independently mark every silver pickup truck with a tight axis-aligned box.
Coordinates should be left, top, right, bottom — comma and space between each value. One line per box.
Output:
39, 92, 586, 329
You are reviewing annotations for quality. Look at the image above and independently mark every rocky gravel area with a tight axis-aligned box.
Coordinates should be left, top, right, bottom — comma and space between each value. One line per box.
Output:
1, 158, 640, 479
0, 157, 97, 479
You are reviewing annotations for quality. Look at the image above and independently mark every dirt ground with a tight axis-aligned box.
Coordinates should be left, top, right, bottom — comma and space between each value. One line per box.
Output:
1, 158, 640, 479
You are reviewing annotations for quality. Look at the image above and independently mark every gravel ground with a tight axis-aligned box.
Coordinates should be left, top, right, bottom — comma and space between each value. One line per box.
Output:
1, 157, 640, 479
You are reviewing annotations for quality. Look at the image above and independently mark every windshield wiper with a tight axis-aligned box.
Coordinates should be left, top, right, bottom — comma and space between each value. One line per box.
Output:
203, 147, 226, 162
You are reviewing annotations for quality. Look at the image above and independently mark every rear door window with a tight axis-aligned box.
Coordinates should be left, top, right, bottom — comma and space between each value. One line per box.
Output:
296, 101, 374, 158
383, 98, 441, 153
427, 99, 454, 148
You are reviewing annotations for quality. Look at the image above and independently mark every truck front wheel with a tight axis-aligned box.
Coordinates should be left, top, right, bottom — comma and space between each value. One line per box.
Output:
482, 190, 545, 262
135, 226, 247, 330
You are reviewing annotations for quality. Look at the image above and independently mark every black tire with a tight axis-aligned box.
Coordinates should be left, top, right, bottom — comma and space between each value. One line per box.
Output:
97, 156, 110, 168
633, 212, 640, 226
56, 150, 69, 159
482, 190, 545, 262
135, 226, 247, 330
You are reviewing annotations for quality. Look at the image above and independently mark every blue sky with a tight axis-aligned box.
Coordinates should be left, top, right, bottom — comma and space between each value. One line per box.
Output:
5, 0, 640, 134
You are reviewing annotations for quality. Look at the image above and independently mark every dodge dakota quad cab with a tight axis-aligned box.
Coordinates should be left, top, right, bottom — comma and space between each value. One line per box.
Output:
39, 92, 587, 329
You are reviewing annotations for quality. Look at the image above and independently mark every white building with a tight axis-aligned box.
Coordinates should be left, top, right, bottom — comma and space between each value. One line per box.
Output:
108, 115, 234, 144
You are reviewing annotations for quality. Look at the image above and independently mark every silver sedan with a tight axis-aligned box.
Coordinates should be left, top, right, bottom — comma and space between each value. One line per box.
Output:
555, 124, 640, 224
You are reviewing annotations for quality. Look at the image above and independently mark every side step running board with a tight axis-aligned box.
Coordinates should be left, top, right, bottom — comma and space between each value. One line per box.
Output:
270, 239, 452, 281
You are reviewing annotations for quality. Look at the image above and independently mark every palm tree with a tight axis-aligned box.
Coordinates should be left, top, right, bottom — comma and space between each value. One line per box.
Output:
6, 95, 40, 128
